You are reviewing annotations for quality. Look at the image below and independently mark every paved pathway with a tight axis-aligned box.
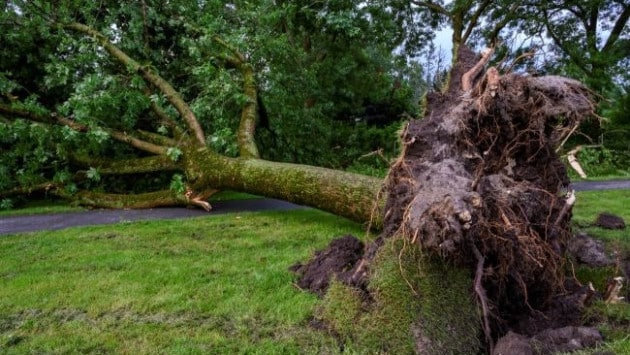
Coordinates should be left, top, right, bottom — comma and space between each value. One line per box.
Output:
0, 199, 303, 236
571, 180, 630, 191
1, 180, 628, 236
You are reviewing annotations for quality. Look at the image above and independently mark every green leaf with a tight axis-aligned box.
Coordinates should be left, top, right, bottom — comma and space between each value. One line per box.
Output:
169, 174, 186, 194
166, 147, 183, 162
86, 167, 101, 182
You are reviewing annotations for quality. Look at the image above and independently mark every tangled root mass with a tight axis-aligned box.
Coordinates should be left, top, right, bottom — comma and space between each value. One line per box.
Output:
380, 46, 594, 332
293, 47, 596, 351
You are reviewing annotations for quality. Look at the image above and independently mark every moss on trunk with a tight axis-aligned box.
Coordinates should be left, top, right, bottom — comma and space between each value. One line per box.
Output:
187, 148, 383, 225
70, 190, 187, 209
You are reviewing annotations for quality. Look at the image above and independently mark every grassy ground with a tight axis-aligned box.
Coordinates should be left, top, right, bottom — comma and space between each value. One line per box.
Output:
0, 209, 363, 354
569, 189, 630, 355
0, 199, 84, 217
0, 189, 628, 354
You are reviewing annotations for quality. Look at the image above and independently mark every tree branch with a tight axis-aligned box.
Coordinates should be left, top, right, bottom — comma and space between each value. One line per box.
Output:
0, 103, 169, 155
63, 22, 207, 146
542, 12, 591, 75
107, 130, 169, 155
212, 36, 260, 158
136, 129, 178, 147
461, 0, 492, 44
602, 4, 630, 53
584, 6, 600, 54
70, 154, 181, 175
66, 186, 217, 211
212, 35, 247, 63
146, 98, 187, 141
410, 0, 452, 17
485, 2, 521, 44
0, 182, 60, 198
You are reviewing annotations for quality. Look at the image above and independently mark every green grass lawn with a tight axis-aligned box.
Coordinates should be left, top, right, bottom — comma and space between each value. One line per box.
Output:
0, 189, 628, 354
569, 189, 630, 355
0, 199, 85, 217
0, 209, 363, 354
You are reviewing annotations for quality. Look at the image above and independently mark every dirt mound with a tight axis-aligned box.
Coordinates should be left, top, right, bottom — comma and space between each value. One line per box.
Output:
290, 235, 364, 296
595, 212, 626, 229
568, 232, 614, 267
493, 326, 602, 355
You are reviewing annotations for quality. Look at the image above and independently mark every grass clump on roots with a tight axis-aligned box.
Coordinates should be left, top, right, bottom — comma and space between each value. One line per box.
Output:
319, 238, 481, 354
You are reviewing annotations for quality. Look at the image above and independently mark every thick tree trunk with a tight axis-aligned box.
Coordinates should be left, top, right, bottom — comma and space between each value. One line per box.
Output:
186, 149, 383, 225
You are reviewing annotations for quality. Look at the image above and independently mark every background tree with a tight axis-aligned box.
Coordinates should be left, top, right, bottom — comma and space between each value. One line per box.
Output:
525, 0, 630, 171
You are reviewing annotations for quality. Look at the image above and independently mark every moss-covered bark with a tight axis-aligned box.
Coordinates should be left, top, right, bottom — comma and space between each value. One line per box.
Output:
212, 36, 260, 159
186, 148, 383, 225
67, 190, 187, 209
71, 155, 180, 175
64, 186, 217, 209
236, 62, 260, 159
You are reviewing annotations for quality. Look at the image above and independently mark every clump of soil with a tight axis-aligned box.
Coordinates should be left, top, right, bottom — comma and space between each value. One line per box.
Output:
595, 212, 626, 229
290, 235, 364, 296
293, 46, 598, 354
568, 232, 614, 267
493, 326, 603, 355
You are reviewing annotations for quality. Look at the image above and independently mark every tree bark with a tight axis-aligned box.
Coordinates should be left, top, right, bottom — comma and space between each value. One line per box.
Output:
185, 149, 383, 226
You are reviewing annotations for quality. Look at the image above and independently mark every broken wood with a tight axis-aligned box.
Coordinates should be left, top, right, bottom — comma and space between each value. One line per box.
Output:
567, 146, 588, 178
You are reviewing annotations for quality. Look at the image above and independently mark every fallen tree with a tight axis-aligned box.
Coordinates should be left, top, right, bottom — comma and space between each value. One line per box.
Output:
293, 46, 598, 354
0, 20, 382, 225
1, 12, 602, 353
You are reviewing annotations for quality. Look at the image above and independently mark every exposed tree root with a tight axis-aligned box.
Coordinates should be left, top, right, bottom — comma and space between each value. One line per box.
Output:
293, 45, 597, 353
473, 243, 494, 354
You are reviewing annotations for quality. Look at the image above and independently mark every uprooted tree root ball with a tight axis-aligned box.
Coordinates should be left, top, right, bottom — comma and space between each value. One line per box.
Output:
293, 46, 599, 354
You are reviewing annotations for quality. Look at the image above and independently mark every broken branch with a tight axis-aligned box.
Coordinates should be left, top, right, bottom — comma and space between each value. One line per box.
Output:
462, 47, 495, 91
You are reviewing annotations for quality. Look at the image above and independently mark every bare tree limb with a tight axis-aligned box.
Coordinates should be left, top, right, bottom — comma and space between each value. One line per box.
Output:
566, 146, 587, 178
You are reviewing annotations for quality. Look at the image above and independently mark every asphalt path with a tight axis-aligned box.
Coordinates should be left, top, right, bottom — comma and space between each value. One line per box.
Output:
0, 180, 628, 236
0, 198, 305, 236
